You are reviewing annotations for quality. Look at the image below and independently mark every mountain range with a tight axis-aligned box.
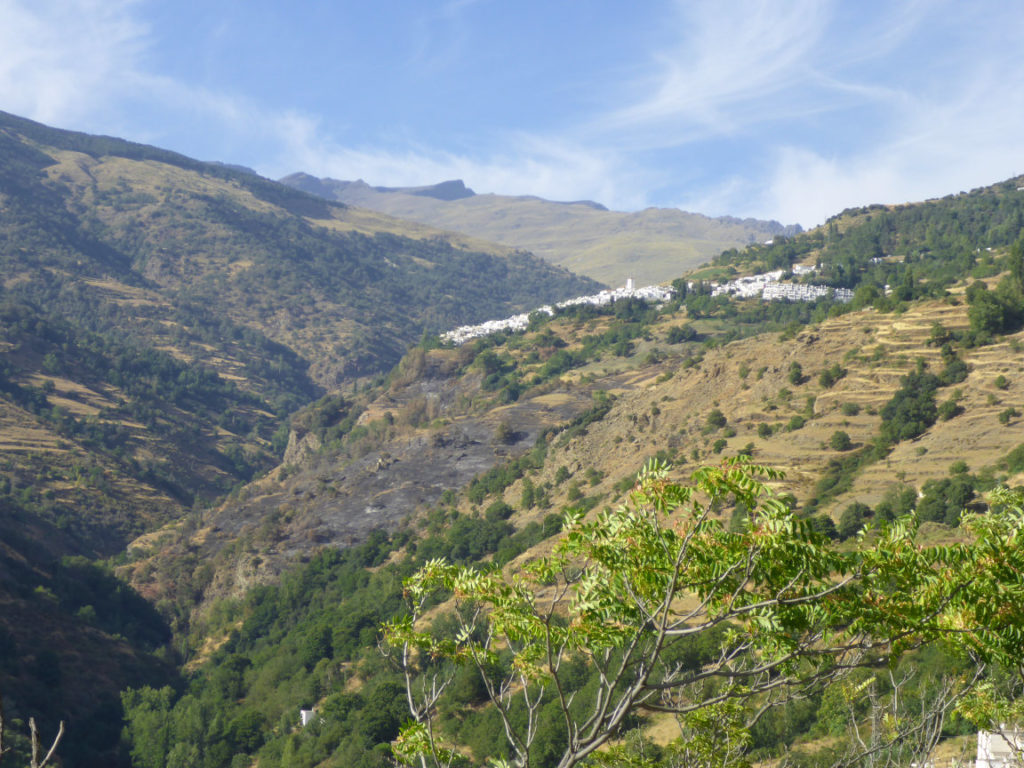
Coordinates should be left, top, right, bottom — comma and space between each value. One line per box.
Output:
279, 173, 801, 285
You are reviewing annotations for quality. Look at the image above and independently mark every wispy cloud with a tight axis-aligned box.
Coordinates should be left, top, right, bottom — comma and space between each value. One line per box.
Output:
694, 60, 1024, 227
407, 0, 486, 77
0, 0, 150, 127
595, 0, 830, 147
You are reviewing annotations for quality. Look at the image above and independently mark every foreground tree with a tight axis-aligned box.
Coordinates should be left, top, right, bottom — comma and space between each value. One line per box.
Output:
0, 693, 64, 768
382, 458, 1024, 768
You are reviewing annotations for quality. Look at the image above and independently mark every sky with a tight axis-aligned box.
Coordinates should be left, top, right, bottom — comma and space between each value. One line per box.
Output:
1, 0, 1023, 228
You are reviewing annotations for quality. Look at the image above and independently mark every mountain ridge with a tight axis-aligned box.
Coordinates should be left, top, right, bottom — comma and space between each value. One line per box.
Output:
278, 171, 800, 285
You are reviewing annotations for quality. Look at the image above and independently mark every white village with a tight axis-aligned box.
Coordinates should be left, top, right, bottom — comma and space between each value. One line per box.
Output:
443, 267, 854, 345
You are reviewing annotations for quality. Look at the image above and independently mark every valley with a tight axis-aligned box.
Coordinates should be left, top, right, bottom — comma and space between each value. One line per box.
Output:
1, 111, 1024, 768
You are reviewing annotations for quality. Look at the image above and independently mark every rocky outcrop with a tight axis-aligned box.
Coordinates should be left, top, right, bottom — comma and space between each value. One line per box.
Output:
283, 429, 322, 466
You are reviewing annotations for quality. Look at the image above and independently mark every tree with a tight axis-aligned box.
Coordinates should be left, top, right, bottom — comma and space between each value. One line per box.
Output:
704, 409, 727, 431
0, 693, 64, 768
788, 362, 805, 385
968, 285, 1009, 337
829, 430, 853, 451
666, 325, 696, 344
838, 501, 871, 540
382, 458, 1024, 768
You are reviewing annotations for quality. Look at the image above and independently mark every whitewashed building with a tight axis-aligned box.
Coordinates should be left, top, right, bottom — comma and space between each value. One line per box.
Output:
977, 729, 1024, 768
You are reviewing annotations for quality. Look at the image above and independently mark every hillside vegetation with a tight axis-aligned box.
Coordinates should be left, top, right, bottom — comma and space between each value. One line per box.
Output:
0, 109, 598, 545
0, 111, 599, 767
5, 109, 1024, 768
115, 171, 1024, 768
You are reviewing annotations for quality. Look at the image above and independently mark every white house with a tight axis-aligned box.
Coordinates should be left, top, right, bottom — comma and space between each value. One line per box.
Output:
977, 729, 1024, 768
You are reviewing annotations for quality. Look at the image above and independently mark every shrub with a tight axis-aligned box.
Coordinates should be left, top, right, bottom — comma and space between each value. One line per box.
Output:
917, 476, 976, 526
818, 363, 846, 389
808, 514, 838, 540
666, 325, 697, 344
705, 409, 727, 431
788, 362, 805, 385
875, 485, 917, 521
485, 501, 514, 521
938, 393, 963, 421
838, 502, 871, 540
879, 365, 940, 444
829, 431, 853, 451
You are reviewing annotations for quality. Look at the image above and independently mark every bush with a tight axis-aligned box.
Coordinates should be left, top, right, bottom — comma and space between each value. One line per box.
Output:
937, 398, 963, 421
880, 365, 940, 444
837, 502, 871, 540
917, 476, 976, 526
705, 409, 727, 431
949, 460, 969, 476
818, 363, 846, 388
841, 402, 861, 417
666, 325, 696, 344
829, 431, 853, 451
808, 514, 838, 539
875, 485, 917, 521
485, 501, 514, 521
788, 362, 805, 385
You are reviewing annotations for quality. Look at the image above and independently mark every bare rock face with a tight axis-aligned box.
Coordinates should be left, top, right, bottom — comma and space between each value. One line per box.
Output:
283, 430, 322, 466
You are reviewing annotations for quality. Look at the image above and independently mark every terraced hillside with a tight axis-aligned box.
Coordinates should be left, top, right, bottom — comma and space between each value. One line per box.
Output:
6, 107, 1024, 768
116, 173, 1024, 768
0, 109, 600, 549
126, 271, 1024, 768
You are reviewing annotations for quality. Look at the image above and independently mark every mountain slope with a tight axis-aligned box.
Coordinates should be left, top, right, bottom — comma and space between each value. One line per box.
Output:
140, 172, 1024, 614
128, 261, 1024, 768
0, 110, 601, 543
279, 173, 800, 285
0, 111, 604, 765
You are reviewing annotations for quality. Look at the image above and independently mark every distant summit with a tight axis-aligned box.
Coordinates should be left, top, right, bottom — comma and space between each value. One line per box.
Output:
385, 179, 476, 201
279, 172, 800, 284
279, 174, 476, 202
208, 161, 261, 176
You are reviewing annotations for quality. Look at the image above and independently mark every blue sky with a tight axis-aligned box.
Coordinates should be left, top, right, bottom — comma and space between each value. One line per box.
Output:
1, 0, 1023, 227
